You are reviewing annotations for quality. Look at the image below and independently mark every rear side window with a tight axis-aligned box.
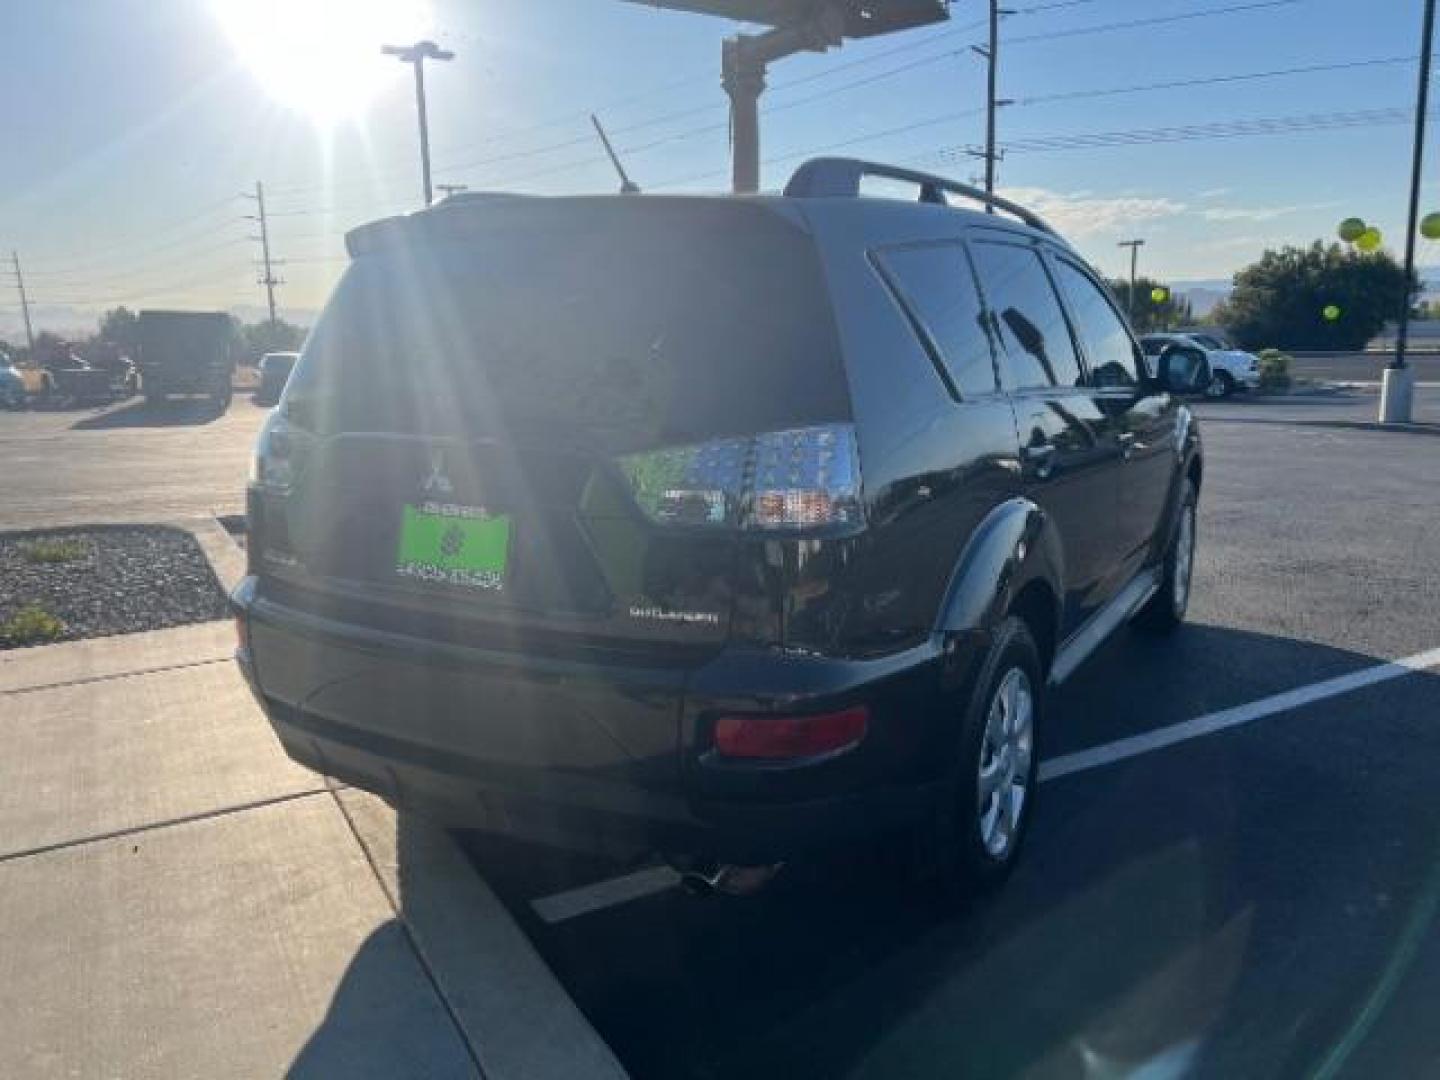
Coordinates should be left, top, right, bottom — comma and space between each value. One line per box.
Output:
1051, 258, 1141, 389
287, 204, 848, 451
969, 241, 1082, 391
875, 244, 997, 399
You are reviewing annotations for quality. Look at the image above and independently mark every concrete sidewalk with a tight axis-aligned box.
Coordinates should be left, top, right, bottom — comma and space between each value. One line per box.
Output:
0, 622, 627, 1079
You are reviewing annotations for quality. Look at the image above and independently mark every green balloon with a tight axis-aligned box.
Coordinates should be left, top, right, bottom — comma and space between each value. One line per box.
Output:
1355, 227, 1382, 252
1338, 217, 1367, 242
1322, 304, 1342, 322
1422, 212, 1440, 240
1150, 286, 1169, 303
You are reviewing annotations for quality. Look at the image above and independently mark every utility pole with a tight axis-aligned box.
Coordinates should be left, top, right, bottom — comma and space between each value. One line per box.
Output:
242, 181, 279, 324
971, 1, 1015, 205
435, 183, 468, 199
9, 251, 35, 354
1381, 0, 1434, 423
1118, 239, 1146, 322
383, 40, 454, 207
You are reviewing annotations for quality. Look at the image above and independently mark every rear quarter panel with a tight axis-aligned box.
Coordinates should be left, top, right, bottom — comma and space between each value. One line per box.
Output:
792, 202, 1026, 654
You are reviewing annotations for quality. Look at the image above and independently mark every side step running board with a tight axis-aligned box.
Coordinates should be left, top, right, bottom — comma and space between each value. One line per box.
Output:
1049, 569, 1161, 687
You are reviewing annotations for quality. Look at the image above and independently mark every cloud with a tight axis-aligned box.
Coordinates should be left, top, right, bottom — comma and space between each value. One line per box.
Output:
1001, 186, 1188, 237
1197, 187, 1233, 199
1197, 201, 1342, 223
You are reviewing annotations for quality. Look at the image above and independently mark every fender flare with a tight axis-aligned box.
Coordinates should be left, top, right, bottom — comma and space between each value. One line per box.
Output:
932, 497, 1064, 690
1152, 409, 1204, 560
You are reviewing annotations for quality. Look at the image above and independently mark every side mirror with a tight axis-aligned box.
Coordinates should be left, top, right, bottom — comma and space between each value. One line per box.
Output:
1157, 344, 1212, 395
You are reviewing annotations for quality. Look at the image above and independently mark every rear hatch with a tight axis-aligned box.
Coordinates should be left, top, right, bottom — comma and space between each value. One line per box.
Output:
257, 197, 850, 659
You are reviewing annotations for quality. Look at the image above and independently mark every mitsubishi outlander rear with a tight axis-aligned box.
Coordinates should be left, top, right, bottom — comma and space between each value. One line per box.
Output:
234, 159, 1205, 893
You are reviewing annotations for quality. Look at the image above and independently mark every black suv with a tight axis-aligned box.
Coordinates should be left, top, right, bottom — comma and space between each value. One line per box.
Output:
234, 159, 1205, 892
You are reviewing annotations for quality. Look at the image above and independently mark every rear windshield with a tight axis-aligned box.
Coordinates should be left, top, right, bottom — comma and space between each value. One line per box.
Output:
286, 202, 848, 451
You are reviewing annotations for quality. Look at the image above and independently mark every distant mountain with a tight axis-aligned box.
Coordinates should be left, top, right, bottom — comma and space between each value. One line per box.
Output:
1169, 280, 1232, 319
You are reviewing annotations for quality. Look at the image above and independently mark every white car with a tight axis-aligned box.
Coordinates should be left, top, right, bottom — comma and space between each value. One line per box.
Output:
1140, 332, 1260, 398
0, 354, 27, 409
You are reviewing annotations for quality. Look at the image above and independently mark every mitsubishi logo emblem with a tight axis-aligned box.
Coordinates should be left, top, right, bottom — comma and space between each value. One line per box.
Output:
422, 448, 454, 495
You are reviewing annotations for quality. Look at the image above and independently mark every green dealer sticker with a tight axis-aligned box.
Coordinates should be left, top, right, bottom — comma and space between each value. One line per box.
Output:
395, 504, 510, 591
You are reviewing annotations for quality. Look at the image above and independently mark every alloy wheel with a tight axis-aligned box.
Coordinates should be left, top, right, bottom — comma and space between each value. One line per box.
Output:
1173, 503, 1196, 616
977, 667, 1034, 860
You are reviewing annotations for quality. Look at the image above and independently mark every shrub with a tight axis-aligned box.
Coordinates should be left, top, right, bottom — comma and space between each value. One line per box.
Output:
1, 604, 65, 646
20, 537, 89, 564
1257, 348, 1293, 391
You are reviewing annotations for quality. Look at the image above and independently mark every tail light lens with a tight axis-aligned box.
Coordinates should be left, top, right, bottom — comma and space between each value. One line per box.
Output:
616, 423, 862, 531
714, 705, 869, 760
249, 408, 313, 493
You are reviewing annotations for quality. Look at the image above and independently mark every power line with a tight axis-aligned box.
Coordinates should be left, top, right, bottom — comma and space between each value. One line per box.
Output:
17, 195, 242, 268
33, 262, 252, 308
971, 106, 1418, 154
16, 238, 249, 288
1014, 55, 1415, 105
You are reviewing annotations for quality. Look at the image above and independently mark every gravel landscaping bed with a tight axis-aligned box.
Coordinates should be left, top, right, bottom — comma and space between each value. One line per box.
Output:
0, 526, 228, 649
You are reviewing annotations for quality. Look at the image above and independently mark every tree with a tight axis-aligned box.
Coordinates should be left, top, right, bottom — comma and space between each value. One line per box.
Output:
1212, 241, 1415, 350
241, 318, 305, 363
98, 306, 139, 352
1104, 275, 1191, 333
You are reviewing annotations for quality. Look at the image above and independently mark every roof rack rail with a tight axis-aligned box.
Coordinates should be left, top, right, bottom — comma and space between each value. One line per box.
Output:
783, 157, 1056, 236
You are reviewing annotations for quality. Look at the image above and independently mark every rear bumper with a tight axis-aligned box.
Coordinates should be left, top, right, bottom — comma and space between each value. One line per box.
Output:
234, 577, 949, 862
254, 690, 936, 862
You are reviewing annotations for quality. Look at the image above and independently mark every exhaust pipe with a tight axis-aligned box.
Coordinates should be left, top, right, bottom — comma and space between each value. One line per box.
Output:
679, 861, 783, 897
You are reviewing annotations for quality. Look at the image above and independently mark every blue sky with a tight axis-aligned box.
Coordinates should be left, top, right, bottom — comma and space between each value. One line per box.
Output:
0, 0, 1433, 334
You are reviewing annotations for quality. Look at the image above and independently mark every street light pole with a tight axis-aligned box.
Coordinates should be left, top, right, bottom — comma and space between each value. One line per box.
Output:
1380, 0, 1434, 423
383, 40, 454, 207
1118, 239, 1145, 322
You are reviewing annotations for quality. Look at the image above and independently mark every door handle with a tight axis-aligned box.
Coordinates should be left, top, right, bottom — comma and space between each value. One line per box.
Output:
1020, 442, 1056, 478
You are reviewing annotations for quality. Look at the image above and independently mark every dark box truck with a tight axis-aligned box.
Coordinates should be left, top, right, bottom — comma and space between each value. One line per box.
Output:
137, 310, 235, 409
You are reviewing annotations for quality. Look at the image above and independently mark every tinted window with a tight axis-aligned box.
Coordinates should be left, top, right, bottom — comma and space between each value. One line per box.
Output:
876, 244, 997, 399
1052, 258, 1141, 389
969, 242, 1082, 390
287, 203, 848, 450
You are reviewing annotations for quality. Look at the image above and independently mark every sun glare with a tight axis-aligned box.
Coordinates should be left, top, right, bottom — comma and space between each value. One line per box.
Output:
212, 0, 432, 125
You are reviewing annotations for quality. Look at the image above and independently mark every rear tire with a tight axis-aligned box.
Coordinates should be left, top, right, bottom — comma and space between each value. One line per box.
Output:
1204, 370, 1234, 399
918, 616, 1043, 900
1133, 479, 1198, 634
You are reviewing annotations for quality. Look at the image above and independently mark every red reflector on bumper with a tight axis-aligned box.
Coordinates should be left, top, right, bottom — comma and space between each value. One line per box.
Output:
714, 706, 869, 760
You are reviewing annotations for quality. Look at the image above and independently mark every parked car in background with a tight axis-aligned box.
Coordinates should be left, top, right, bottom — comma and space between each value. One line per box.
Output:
0, 351, 26, 409
254, 351, 299, 406
235, 159, 1206, 899
1140, 331, 1259, 398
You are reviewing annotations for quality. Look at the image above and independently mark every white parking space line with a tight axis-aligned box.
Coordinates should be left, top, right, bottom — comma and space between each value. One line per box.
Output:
532, 865, 682, 925
1040, 645, 1440, 782
530, 645, 1440, 924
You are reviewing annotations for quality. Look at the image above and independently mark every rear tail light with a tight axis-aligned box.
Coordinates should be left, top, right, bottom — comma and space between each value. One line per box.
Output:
713, 705, 869, 760
616, 423, 862, 531
249, 407, 315, 493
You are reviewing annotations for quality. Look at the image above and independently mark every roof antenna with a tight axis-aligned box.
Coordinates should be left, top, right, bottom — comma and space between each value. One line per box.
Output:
590, 114, 641, 194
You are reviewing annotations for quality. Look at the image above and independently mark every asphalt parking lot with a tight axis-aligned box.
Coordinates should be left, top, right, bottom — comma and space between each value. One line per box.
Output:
455, 386, 1440, 1080
0, 394, 266, 530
